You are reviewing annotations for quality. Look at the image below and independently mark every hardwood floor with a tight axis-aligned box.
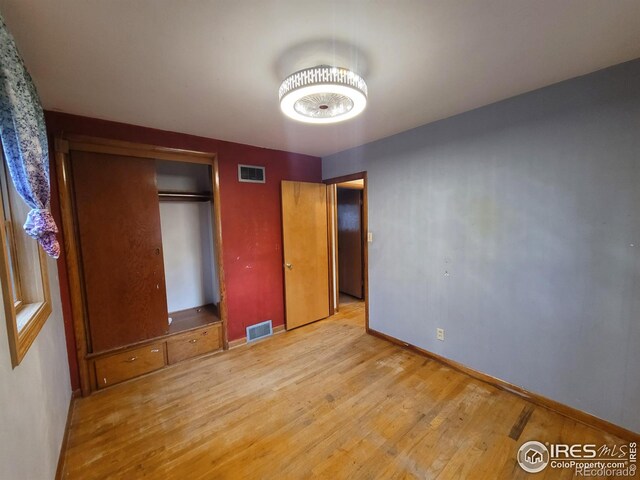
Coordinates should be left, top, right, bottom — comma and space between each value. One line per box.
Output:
61, 302, 626, 479
339, 292, 363, 306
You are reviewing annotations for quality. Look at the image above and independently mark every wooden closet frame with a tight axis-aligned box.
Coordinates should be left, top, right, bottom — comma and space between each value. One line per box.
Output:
55, 135, 228, 396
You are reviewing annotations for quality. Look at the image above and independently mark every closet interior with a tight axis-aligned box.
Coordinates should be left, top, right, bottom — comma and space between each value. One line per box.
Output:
56, 136, 226, 395
156, 160, 221, 333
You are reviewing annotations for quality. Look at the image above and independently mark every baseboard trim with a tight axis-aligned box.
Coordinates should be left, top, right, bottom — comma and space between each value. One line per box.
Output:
368, 328, 640, 442
229, 324, 285, 349
228, 337, 246, 349
55, 389, 80, 480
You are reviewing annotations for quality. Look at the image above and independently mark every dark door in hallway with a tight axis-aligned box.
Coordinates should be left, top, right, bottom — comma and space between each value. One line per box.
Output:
337, 187, 364, 299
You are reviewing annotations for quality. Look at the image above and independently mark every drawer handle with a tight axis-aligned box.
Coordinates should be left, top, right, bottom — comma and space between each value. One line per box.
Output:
126, 356, 137, 362
189, 339, 198, 344
151, 349, 160, 353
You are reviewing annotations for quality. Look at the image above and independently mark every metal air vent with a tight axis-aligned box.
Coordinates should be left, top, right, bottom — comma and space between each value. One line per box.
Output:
246, 320, 273, 342
238, 164, 266, 183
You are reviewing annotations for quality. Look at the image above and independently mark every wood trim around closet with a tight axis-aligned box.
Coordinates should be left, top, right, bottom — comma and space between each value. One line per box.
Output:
55, 137, 92, 396
55, 135, 229, 395
211, 156, 229, 350
63, 134, 215, 164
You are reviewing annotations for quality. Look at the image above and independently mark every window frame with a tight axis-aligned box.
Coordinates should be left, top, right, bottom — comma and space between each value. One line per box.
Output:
0, 153, 52, 368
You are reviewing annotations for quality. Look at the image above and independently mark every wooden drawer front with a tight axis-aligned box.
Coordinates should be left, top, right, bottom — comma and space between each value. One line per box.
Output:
167, 325, 221, 364
95, 343, 166, 388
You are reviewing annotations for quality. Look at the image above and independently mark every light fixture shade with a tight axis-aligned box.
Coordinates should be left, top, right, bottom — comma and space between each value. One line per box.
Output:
279, 66, 368, 124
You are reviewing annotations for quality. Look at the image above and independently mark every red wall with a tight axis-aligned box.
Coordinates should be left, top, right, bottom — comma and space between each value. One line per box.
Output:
45, 112, 321, 391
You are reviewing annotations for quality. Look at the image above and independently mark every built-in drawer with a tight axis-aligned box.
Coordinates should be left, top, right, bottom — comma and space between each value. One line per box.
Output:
167, 324, 222, 364
94, 342, 166, 389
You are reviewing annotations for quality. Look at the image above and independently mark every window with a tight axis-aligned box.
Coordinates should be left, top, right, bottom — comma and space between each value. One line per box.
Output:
0, 150, 51, 367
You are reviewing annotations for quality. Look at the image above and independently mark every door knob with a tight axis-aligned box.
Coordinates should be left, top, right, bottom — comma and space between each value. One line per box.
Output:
285, 263, 293, 270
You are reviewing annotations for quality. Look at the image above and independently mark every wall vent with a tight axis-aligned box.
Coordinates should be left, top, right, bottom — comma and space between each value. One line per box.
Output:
246, 320, 273, 342
238, 164, 266, 183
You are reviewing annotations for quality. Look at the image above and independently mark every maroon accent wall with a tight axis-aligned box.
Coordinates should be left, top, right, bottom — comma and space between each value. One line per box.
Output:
45, 111, 321, 391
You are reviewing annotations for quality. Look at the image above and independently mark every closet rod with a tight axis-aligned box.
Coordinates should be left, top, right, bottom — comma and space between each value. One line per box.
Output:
158, 191, 212, 202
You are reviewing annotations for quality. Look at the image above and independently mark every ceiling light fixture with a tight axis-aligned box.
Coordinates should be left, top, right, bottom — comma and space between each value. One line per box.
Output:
279, 65, 368, 124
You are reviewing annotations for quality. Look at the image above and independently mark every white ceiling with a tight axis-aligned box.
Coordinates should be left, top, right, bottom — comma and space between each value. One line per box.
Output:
1, 1, 640, 157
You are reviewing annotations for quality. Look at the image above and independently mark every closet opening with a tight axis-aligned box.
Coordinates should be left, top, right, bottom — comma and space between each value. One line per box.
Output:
156, 160, 221, 334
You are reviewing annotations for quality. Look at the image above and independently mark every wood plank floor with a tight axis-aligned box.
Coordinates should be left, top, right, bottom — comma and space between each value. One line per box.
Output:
62, 301, 626, 479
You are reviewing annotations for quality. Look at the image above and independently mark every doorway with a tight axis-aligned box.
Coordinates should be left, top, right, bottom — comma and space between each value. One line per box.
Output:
325, 172, 369, 329
279, 174, 368, 332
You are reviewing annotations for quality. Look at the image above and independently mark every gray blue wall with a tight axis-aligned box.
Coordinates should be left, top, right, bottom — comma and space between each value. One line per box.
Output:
323, 59, 640, 432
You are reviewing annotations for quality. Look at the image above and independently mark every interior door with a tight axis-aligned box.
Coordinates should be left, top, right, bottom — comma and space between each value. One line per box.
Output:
337, 187, 364, 298
71, 150, 169, 352
281, 181, 330, 329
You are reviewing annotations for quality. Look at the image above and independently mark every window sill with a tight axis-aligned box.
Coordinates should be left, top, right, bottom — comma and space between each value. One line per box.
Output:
16, 301, 45, 331
11, 300, 52, 367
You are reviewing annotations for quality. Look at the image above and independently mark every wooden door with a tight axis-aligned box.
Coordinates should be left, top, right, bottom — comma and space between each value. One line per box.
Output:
71, 151, 169, 353
281, 181, 329, 329
337, 187, 364, 299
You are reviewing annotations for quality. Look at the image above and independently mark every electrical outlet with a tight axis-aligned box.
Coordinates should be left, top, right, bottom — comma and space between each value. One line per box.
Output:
367, 232, 373, 243
436, 328, 445, 341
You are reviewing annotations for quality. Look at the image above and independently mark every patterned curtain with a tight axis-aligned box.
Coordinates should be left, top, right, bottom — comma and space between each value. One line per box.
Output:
0, 13, 60, 259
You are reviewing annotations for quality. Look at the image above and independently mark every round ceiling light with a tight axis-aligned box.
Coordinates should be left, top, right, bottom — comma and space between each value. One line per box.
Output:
279, 66, 368, 124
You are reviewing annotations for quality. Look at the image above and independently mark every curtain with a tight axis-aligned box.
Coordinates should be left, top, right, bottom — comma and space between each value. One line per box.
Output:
0, 13, 60, 259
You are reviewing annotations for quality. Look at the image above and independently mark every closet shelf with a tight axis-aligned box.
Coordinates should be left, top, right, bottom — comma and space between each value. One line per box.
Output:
168, 303, 221, 335
158, 191, 212, 202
